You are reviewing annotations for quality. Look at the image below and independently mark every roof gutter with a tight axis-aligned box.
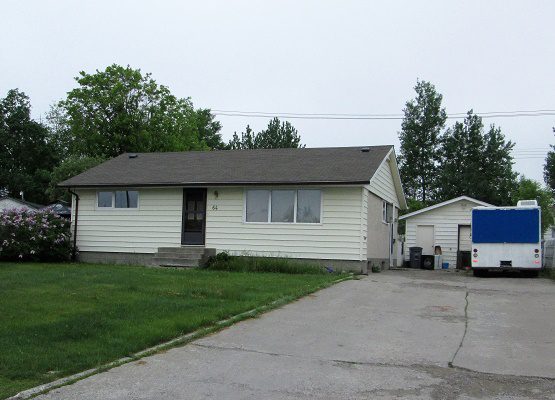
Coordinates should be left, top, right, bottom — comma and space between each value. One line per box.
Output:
58, 180, 372, 189
67, 188, 79, 262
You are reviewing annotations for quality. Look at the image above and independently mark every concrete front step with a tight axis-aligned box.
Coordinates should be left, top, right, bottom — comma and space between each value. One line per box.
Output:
153, 247, 216, 268
153, 257, 201, 268
156, 251, 204, 259
157, 247, 205, 254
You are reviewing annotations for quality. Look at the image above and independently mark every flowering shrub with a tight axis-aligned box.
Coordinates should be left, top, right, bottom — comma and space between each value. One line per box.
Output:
0, 208, 72, 262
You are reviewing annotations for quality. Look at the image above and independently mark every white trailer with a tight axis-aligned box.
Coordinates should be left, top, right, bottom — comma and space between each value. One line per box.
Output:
471, 200, 542, 277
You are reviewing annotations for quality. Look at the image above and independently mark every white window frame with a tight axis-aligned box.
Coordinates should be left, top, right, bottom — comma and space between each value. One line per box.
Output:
95, 190, 140, 210
243, 188, 322, 225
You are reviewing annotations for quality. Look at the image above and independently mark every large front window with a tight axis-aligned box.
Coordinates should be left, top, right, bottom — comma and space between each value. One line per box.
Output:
271, 190, 295, 222
245, 190, 269, 222
245, 189, 321, 223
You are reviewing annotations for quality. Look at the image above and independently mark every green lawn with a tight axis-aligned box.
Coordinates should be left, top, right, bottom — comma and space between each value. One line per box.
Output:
0, 262, 342, 399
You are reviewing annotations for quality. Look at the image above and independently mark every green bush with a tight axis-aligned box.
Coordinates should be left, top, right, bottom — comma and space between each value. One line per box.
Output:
204, 252, 329, 274
0, 208, 72, 261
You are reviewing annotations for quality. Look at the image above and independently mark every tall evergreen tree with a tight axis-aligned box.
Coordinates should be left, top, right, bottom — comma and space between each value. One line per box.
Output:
255, 118, 303, 149
544, 129, 555, 195
482, 124, 518, 205
438, 111, 485, 201
398, 80, 447, 204
438, 111, 517, 205
227, 118, 304, 150
228, 125, 257, 150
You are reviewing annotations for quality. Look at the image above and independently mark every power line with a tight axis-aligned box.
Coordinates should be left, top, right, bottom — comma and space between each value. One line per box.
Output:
213, 108, 555, 117
212, 108, 555, 120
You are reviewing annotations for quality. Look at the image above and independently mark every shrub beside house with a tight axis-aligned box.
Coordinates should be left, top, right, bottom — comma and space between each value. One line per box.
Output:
0, 208, 72, 261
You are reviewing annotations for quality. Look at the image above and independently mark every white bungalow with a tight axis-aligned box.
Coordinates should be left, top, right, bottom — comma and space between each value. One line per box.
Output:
60, 146, 407, 274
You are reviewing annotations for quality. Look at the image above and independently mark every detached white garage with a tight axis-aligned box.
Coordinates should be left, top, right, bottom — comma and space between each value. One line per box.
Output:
399, 196, 493, 269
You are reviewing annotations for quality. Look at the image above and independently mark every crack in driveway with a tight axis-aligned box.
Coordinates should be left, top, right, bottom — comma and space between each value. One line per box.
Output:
449, 289, 469, 367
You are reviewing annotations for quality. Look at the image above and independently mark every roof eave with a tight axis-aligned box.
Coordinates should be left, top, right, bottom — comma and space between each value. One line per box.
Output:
59, 180, 372, 189
399, 196, 495, 220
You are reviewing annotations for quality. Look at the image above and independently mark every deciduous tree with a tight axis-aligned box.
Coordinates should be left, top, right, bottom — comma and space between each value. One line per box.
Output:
0, 89, 58, 204
515, 177, 554, 233
47, 156, 105, 201
50, 64, 223, 159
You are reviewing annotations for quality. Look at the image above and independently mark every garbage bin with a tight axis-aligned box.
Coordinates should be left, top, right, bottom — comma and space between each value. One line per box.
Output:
409, 247, 422, 269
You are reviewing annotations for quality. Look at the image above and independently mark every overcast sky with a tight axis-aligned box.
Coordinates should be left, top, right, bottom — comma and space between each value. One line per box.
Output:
1, 0, 553, 182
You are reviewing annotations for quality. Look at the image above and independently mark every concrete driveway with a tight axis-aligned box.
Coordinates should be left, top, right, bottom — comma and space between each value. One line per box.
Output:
37, 270, 555, 399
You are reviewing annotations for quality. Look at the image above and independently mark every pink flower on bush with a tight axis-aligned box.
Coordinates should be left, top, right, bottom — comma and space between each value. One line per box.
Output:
0, 209, 72, 262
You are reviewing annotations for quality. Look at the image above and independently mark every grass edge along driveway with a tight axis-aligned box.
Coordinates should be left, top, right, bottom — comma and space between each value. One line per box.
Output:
0, 262, 346, 399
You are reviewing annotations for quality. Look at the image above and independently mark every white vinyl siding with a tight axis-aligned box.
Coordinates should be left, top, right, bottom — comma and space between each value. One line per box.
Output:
369, 155, 400, 207
205, 186, 366, 261
73, 188, 182, 253
404, 199, 482, 267
72, 185, 376, 262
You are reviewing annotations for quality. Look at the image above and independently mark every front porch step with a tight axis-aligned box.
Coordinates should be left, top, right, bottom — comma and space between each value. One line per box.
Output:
157, 247, 205, 254
153, 247, 216, 268
156, 250, 204, 259
153, 256, 201, 268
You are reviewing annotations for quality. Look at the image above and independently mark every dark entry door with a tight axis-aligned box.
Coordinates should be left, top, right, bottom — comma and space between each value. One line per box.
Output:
181, 189, 206, 245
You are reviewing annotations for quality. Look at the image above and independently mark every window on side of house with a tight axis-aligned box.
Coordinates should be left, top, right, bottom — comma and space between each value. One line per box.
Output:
115, 190, 139, 208
386, 202, 393, 223
246, 189, 321, 224
97, 191, 113, 207
97, 190, 139, 209
382, 200, 393, 223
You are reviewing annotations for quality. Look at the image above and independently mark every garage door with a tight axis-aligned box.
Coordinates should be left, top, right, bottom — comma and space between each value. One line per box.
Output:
458, 225, 472, 251
416, 225, 435, 255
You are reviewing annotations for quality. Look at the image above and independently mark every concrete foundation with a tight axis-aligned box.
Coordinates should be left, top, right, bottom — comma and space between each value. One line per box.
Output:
78, 251, 366, 274
367, 258, 390, 272
284, 258, 367, 274
78, 251, 157, 266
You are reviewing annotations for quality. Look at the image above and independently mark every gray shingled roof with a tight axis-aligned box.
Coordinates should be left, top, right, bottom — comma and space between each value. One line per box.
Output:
59, 146, 393, 188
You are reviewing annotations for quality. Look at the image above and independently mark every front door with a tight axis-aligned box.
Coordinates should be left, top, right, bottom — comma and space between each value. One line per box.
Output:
181, 189, 206, 245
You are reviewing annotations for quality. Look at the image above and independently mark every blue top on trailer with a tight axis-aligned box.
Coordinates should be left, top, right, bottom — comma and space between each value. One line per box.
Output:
472, 208, 540, 244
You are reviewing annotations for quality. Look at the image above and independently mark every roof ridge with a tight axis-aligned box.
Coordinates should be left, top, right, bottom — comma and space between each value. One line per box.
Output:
122, 145, 394, 156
